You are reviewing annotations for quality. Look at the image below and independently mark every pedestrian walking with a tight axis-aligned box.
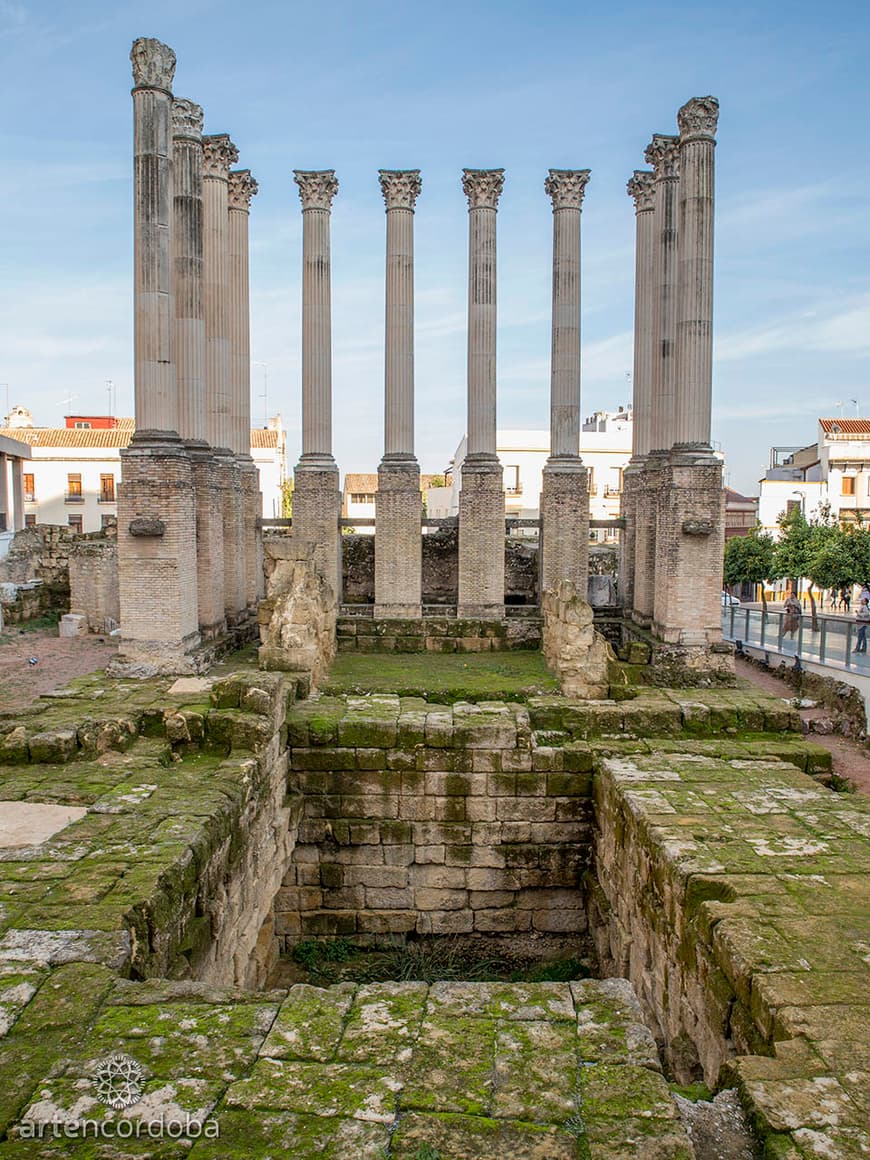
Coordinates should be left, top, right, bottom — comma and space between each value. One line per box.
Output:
783, 592, 802, 638
856, 597, 870, 654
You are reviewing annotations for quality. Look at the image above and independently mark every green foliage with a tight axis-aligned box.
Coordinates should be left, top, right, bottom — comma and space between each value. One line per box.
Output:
773, 507, 814, 585
413, 1146, 443, 1160
723, 526, 776, 589
280, 476, 294, 518
291, 937, 356, 975
323, 651, 558, 702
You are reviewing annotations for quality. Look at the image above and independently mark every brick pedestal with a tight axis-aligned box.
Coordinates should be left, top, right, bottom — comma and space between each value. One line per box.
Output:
294, 466, 342, 601
188, 443, 225, 640
239, 456, 263, 611
458, 460, 504, 619
631, 453, 664, 628
374, 462, 422, 618
618, 462, 641, 612
540, 463, 589, 595
652, 450, 725, 650
112, 433, 201, 674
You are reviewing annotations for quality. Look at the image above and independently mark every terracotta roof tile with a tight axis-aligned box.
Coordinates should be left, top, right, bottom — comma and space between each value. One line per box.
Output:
0, 425, 279, 450
820, 418, 870, 435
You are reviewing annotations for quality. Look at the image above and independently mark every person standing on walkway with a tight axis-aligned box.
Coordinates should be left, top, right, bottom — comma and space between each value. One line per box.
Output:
783, 592, 802, 639
856, 597, 870, 654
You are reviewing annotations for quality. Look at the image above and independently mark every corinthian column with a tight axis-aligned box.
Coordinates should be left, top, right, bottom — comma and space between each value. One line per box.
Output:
651, 96, 727, 674
644, 134, 680, 454
113, 38, 201, 676
228, 169, 263, 611
202, 134, 238, 453
375, 170, 422, 618
623, 170, 656, 621
292, 170, 342, 599
674, 96, 719, 448
130, 37, 177, 436
540, 169, 591, 596
458, 169, 506, 619
173, 98, 223, 638
172, 98, 205, 444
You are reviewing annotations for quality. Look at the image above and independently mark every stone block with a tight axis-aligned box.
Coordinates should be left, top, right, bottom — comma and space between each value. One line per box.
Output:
59, 613, 87, 637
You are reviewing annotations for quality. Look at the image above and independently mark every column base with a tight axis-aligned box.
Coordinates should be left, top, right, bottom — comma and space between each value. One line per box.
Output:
540, 459, 589, 596
114, 434, 201, 674
631, 452, 665, 625
618, 458, 644, 613
651, 452, 727, 657
374, 459, 422, 619
188, 442, 226, 641
458, 458, 504, 620
238, 455, 264, 611
293, 462, 342, 600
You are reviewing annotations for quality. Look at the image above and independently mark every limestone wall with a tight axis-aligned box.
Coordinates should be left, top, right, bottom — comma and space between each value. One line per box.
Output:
0, 524, 76, 622
337, 615, 541, 653
542, 580, 613, 698
277, 696, 591, 946
258, 539, 337, 684
68, 537, 120, 633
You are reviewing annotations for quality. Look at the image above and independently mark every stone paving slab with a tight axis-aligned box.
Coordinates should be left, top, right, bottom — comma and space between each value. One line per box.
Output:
0, 979, 695, 1158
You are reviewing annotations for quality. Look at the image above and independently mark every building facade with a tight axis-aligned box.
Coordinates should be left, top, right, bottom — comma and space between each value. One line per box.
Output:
0, 408, 287, 532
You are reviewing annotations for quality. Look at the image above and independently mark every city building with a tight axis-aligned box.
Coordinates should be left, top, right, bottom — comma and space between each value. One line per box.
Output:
756, 419, 870, 535
439, 407, 633, 540
342, 472, 444, 533
0, 407, 287, 532
724, 487, 759, 539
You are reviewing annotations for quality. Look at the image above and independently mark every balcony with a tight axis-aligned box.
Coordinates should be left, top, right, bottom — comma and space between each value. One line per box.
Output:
505, 485, 523, 497
98, 496, 116, 504
64, 493, 85, 504
24, 492, 36, 503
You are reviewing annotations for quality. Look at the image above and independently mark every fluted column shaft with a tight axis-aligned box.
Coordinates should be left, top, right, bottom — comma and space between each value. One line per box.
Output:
203, 135, 238, 452
294, 171, 339, 466
172, 99, 205, 444
381, 170, 420, 460
228, 170, 258, 456
627, 171, 656, 457
131, 38, 177, 434
463, 169, 503, 460
545, 170, 589, 460
674, 97, 719, 447
645, 135, 680, 453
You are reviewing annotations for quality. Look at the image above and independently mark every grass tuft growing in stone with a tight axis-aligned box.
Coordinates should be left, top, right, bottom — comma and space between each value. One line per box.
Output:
321, 651, 558, 702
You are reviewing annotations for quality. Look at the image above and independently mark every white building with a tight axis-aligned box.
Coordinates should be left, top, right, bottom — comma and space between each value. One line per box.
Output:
757, 419, 870, 536
441, 407, 633, 540
0, 407, 287, 532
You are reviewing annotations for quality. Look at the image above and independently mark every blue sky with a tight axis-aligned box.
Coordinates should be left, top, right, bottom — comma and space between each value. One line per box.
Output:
0, 0, 867, 494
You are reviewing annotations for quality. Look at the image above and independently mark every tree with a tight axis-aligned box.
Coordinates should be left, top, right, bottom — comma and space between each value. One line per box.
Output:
723, 526, 776, 612
280, 477, 294, 519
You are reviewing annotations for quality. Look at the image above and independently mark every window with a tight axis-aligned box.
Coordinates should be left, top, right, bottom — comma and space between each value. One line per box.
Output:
74, 421, 92, 429
24, 514, 36, 528
23, 473, 35, 502
842, 476, 856, 496
587, 468, 596, 495
350, 493, 376, 504
68, 514, 83, 533
504, 465, 522, 495
66, 473, 83, 502
786, 499, 801, 515
99, 473, 115, 503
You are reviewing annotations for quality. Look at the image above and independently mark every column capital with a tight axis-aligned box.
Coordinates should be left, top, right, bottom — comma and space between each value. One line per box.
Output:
626, 169, 655, 213
202, 134, 239, 179
130, 37, 176, 92
462, 168, 504, 210
678, 95, 719, 143
379, 169, 421, 211
644, 134, 680, 181
171, 98, 203, 140
228, 169, 259, 211
294, 170, 339, 211
544, 169, 590, 211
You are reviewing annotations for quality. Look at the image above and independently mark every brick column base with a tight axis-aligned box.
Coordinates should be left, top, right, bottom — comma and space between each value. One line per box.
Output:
293, 465, 342, 601
111, 433, 201, 675
189, 444, 226, 641
652, 450, 731, 672
618, 462, 641, 613
238, 456, 263, 612
631, 454, 665, 628
374, 461, 422, 618
458, 459, 504, 619
217, 455, 246, 626
540, 461, 589, 596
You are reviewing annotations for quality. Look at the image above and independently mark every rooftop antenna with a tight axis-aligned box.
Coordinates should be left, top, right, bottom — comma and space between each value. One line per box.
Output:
852, 398, 860, 418
106, 379, 115, 416
835, 400, 844, 417
58, 392, 78, 421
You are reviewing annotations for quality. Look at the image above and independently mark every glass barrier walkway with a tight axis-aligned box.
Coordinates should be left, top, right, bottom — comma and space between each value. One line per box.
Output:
721, 605, 870, 672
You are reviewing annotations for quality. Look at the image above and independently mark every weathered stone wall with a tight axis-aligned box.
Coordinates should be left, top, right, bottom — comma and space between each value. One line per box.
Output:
68, 536, 120, 633
337, 616, 541, 653
0, 524, 78, 622
258, 538, 337, 684
339, 529, 540, 607
277, 696, 591, 946
542, 581, 613, 698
